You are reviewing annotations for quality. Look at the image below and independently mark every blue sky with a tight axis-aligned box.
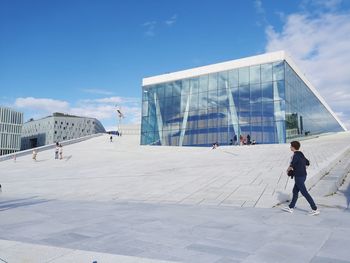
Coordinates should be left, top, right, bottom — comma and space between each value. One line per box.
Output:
1, 0, 350, 130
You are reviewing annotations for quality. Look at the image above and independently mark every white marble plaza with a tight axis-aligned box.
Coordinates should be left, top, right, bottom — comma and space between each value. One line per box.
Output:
1, 132, 350, 207
1, 132, 350, 262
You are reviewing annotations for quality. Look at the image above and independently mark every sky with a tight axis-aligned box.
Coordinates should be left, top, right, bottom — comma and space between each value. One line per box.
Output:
1, 0, 350, 131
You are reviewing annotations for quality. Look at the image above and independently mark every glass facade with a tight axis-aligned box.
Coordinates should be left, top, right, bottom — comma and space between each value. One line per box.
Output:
284, 63, 343, 140
141, 60, 344, 146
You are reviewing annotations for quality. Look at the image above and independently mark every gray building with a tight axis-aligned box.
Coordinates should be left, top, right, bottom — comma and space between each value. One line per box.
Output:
0, 106, 23, 155
21, 112, 106, 150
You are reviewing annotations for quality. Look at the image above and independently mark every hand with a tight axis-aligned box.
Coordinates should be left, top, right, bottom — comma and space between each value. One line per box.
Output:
287, 167, 293, 172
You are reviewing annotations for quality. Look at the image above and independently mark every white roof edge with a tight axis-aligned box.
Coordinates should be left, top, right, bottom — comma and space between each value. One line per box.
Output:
142, 50, 286, 86
142, 50, 347, 131
283, 53, 347, 131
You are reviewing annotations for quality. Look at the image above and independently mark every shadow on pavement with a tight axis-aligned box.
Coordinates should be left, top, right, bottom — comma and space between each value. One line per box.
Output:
276, 191, 290, 204
0, 197, 52, 211
35, 159, 49, 162
338, 174, 350, 210
64, 155, 73, 162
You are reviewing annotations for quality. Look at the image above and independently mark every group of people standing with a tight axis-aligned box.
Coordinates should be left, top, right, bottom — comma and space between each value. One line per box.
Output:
31, 142, 63, 161
229, 134, 256, 146
55, 142, 63, 160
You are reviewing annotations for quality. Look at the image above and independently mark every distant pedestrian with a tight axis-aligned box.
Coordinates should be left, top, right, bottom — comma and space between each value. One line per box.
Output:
13, 154, 16, 162
59, 144, 63, 160
55, 142, 59, 159
32, 149, 37, 161
247, 134, 251, 145
110, 135, 113, 142
239, 135, 244, 146
282, 141, 320, 216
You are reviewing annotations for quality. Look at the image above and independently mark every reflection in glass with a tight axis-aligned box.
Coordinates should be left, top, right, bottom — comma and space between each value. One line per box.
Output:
239, 67, 249, 86
250, 65, 261, 84
141, 60, 343, 146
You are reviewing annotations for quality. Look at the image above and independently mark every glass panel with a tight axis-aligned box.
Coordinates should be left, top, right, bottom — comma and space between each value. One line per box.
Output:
262, 102, 274, 123
273, 61, 284, 81
262, 82, 273, 102
142, 101, 148, 117
261, 63, 273, 83
197, 109, 208, 129
199, 75, 208, 93
239, 67, 249, 86
250, 83, 261, 103
218, 88, 229, 107
208, 73, 217, 91
263, 122, 275, 143
228, 69, 239, 87
189, 93, 199, 111
218, 71, 228, 90
239, 103, 250, 125
251, 123, 262, 144
172, 81, 182, 97
198, 92, 208, 110
250, 65, 260, 84
156, 84, 165, 99
208, 89, 218, 108
250, 102, 262, 124
164, 83, 173, 98
181, 79, 190, 95
274, 100, 285, 121
239, 85, 250, 105
190, 77, 199, 94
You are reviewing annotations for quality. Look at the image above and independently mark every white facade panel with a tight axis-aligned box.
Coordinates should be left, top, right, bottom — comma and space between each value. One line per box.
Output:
0, 106, 23, 155
21, 113, 106, 150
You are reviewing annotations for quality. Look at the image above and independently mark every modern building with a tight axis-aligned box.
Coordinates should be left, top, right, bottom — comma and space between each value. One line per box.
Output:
0, 106, 23, 155
141, 51, 346, 146
21, 112, 106, 150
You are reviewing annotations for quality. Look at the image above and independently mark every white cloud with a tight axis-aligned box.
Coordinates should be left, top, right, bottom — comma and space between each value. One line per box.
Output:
94, 96, 139, 104
254, 0, 264, 14
142, 21, 157, 37
81, 88, 113, 95
265, 5, 350, 129
13, 96, 141, 126
15, 97, 69, 113
165, 14, 177, 26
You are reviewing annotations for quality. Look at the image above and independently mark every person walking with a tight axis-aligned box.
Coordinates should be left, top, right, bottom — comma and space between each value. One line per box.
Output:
59, 144, 63, 160
110, 135, 113, 142
55, 142, 59, 159
282, 141, 320, 215
233, 135, 237, 145
32, 149, 37, 161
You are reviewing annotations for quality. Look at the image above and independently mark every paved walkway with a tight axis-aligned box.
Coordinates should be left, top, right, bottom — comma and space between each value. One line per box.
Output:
1, 132, 350, 262
0, 176, 350, 263
1, 132, 350, 208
